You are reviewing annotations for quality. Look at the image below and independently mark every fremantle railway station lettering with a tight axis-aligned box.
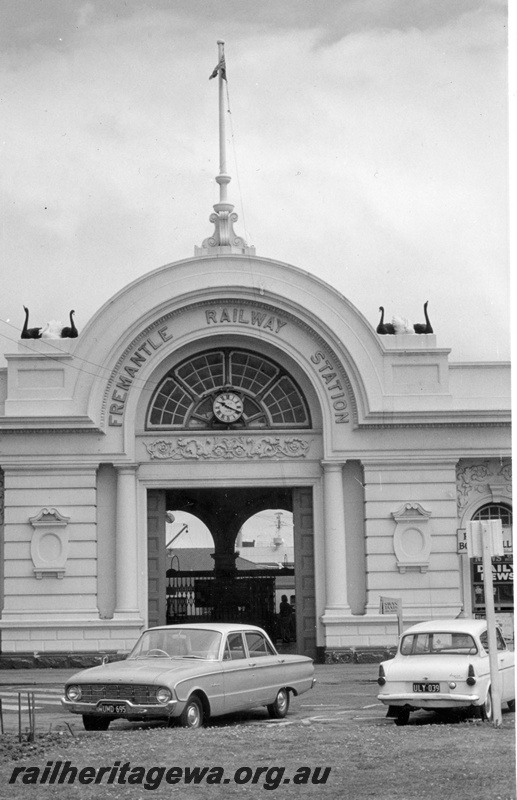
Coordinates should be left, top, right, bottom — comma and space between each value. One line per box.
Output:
108, 326, 173, 426
205, 307, 287, 334
311, 351, 349, 423
108, 319, 349, 426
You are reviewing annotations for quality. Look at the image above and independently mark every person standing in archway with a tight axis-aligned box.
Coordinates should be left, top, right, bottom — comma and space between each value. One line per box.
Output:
279, 595, 294, 643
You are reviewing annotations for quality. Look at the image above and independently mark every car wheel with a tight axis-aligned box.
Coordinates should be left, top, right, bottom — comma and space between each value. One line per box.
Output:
480, 688, 493, 721
82, 715, 110, 731
267, 688, 290, 719
394, 709, 410, 726
179, 696, 204, 728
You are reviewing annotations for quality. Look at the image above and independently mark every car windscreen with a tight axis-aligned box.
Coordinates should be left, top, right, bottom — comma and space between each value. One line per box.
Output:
400, 631, 478, 656
128, 629, 222, 659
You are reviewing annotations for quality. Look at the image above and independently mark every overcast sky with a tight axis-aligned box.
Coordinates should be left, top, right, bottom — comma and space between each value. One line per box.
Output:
0, 0, 509, 366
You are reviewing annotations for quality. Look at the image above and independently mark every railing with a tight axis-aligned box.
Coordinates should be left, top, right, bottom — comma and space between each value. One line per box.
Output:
166, 569, 293, 640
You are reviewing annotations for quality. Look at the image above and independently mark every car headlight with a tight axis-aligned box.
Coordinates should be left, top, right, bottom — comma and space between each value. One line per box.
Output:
66, 685, 82, 702
156, 687, 172, 704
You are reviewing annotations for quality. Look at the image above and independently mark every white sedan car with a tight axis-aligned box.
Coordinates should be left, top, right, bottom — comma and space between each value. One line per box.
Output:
62, 623, 315, 729
377, 618, 515, 725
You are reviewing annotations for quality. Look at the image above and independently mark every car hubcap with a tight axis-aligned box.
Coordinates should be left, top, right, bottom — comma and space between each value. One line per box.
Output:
187, 704, 200, 727
277, 691, 287, 712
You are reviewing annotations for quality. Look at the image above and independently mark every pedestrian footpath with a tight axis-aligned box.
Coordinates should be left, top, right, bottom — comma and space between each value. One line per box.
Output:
0, 668, 76, 687
0, 687, 63, 713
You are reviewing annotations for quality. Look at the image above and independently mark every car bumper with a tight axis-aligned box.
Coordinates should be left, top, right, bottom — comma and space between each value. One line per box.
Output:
378, 692, 481, 708
61, 698, 178, 719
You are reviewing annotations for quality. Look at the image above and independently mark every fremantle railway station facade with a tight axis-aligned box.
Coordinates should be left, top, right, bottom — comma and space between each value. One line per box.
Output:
0, 42, 512, 661
0, 241, 512, 663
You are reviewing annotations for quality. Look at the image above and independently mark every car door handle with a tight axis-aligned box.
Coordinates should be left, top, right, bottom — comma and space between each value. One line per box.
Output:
277, 658, 285, 663
249, 662, 256, 667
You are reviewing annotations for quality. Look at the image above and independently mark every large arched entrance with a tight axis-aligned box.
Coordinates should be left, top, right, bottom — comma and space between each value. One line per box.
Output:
142, 338, 320, 658
147, 486, 316, 657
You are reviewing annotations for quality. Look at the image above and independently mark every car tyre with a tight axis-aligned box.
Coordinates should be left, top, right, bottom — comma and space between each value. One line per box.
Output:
480, 688, 493, 722
82, 715, 110, 731
394, 709, 410, 726
179, 695, 204, 728
267, 688, 290, 719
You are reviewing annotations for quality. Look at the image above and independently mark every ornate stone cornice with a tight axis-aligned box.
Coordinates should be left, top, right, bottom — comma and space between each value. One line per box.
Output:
358, 420, 510, 429
145, 436, 311, 461
0, 427, 100, 434
0, 416, 101, 434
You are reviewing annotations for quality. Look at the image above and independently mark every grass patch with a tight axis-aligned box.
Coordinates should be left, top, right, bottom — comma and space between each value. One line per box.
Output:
0, 717, 514, 799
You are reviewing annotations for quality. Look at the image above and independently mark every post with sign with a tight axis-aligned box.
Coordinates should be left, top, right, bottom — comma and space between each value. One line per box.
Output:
467, 520, 504, 727
379, 596, 403, 638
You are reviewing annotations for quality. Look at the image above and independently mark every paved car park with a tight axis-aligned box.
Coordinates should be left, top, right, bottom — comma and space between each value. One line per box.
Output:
0, 663, 386, 733
0, 662, 513, 735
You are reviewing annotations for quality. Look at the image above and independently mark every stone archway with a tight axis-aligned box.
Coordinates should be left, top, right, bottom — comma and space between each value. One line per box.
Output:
146, 485, 316, 657
165, 486, 293, 574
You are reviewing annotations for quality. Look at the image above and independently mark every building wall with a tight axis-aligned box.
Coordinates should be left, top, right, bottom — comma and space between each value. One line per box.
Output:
0, 255, 511, 658
363, 460, 460, 618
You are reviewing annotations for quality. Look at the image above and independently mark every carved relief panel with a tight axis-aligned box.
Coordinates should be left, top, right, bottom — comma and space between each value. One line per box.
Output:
144, 436, 312, 461
29, 508, 70, 579
391, 502, 432, 573
456, 459, 512, 516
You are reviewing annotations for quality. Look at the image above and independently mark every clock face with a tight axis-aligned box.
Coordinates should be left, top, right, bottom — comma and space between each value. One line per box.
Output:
212, 392, 244, 423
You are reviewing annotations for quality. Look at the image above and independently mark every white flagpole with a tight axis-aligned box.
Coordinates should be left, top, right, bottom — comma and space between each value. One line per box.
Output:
216, 40, 229, 207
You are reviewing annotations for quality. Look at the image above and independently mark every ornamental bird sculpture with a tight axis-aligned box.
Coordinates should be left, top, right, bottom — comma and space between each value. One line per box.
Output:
21, 306, 42, 339
413, 301, 433, 334
41, 311, 79, 339
376, 306, 395, 335
60, 310, 79, 338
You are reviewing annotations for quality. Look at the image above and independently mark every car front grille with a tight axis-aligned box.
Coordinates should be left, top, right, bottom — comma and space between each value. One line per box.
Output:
79, 684, 161, 705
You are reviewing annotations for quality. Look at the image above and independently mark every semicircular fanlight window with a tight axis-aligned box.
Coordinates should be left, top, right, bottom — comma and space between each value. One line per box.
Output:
147, 349, 311, 430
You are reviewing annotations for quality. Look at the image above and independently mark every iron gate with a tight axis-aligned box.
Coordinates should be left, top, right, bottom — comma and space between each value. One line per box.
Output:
166, 569, 293, 640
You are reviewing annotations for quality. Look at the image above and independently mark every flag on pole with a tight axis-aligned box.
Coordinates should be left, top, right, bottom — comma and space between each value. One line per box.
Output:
209, 57, 226, 81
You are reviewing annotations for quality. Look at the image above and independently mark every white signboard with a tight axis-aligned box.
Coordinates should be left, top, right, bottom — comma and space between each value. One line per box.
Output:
457, 528, 468, 554
379, 596, 403, 636
379, 596, 402, 615
466, 520, 504, 559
